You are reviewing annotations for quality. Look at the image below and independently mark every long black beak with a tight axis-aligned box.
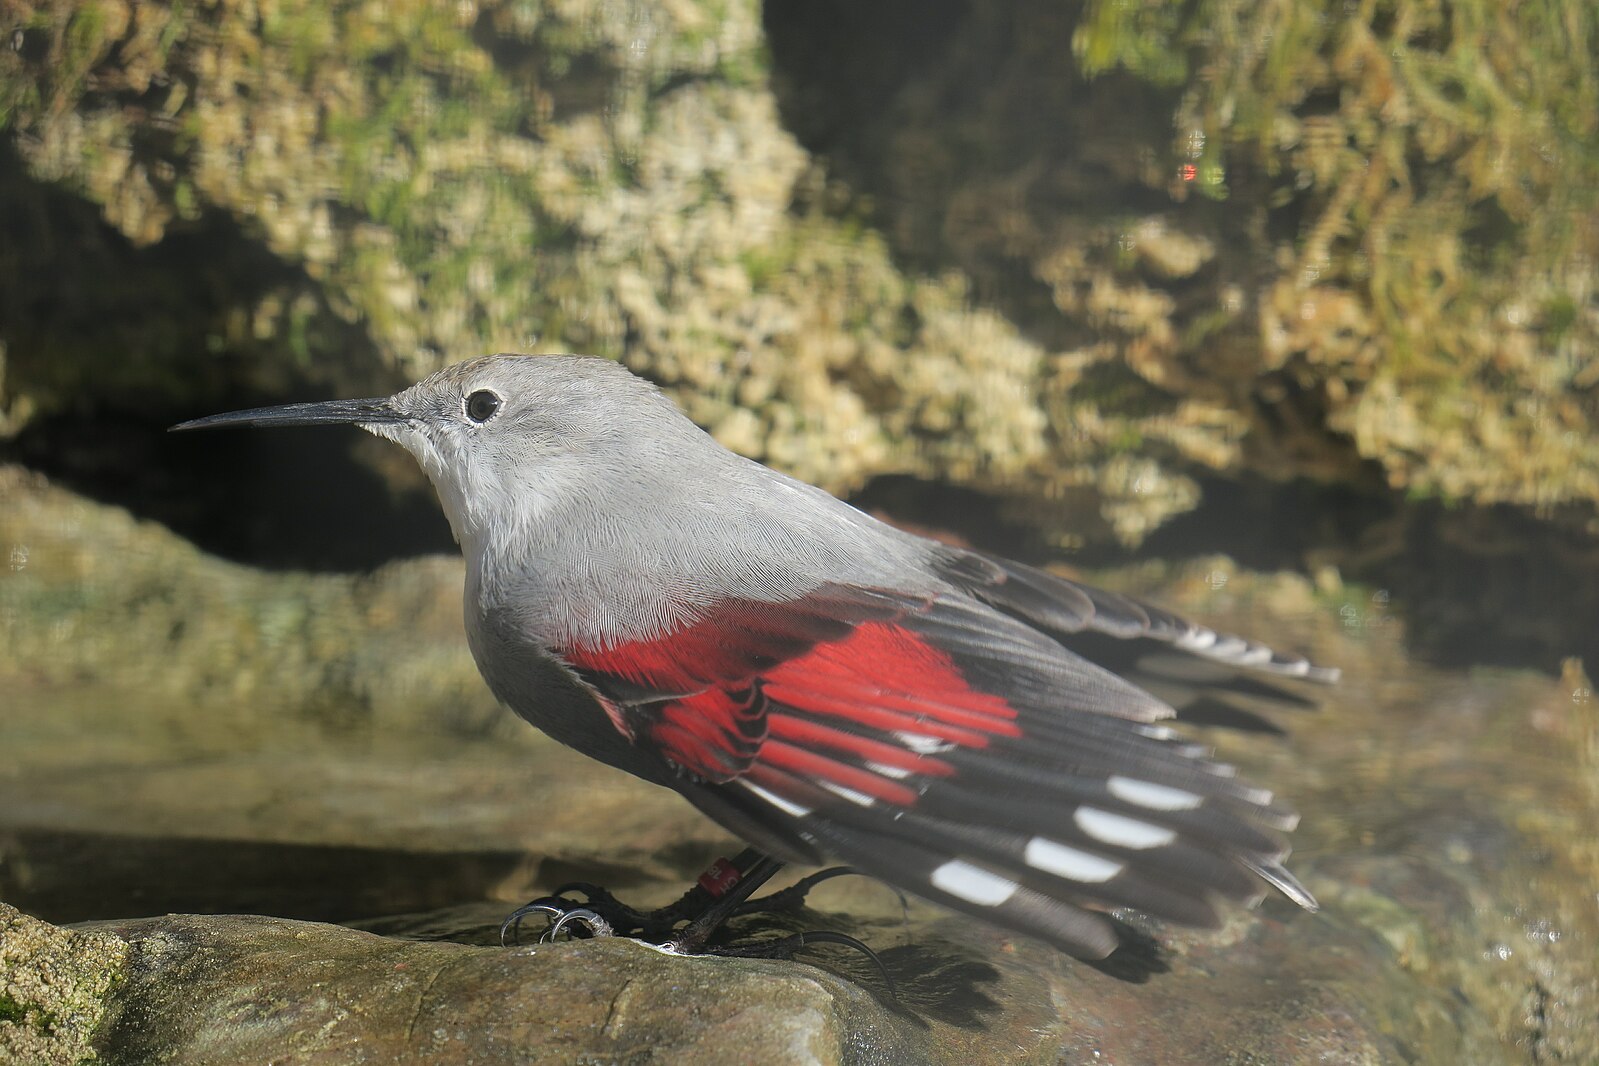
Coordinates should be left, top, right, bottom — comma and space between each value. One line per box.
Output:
170, 397, 404, 432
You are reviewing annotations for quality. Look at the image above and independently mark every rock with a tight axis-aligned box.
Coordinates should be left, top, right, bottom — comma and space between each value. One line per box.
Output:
8, 1, 1594, 549
0, 904, 128, 1066
84, 914, 866, 1066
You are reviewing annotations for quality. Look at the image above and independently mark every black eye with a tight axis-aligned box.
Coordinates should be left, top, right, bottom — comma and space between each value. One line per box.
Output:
465, 389, 502, 423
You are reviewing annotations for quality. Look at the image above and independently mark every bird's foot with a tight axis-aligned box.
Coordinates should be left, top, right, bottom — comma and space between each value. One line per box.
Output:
499, 850, 847, 947
499, 849, 895, 993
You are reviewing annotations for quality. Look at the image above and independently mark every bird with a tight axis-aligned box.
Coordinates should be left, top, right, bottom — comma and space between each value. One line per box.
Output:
173, 353, 1335, 961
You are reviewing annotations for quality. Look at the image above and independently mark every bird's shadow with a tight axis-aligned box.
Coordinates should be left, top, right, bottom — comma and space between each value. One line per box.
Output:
707, 908, 1001, 1027
1081, 915, 1172, 983
710, 905, 1172, 1028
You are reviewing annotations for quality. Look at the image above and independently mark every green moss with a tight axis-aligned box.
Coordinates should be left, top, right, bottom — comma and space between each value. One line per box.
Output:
0, 991, 56, 1034
4, 0, 1599, 543
713, 41, 771, 88
60, 3, 108, 76
1179, 306, 1240, 350
1073, 0, 1189, 86
1543, 295, 1578, 339
739, 241, 793, 292
1062, 0, 1599, 511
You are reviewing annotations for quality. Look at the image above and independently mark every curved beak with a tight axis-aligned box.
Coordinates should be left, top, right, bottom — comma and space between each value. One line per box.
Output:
170, 397, 405, 432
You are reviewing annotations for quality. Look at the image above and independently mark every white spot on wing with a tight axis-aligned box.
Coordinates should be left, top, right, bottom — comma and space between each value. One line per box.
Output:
894, 731, 955, 755
1075, 807, 1176, 849
1024, 838, 1122, 883
1107, 776, 1203, 811
1209, 636, 1248, 657
743, 782, 812, 819
865, 761, 912, 780
818, 781, 876, 807
930, 860, 1018, 906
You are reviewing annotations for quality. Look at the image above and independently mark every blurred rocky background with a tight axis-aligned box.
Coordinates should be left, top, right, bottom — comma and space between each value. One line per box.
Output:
2, 1, 1597, 1063
1, 0, 1597, 661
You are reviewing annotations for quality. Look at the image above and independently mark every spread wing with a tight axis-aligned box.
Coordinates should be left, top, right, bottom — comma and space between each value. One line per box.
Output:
560, 561, 1329, 959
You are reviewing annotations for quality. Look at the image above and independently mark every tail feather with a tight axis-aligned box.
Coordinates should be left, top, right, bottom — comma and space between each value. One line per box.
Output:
730, 692, 1317, 960
940, 551, 1342, 686
792, 799, 1127, 959
974, 725, 1286, 810
1244, 857, 1320, 912
922, 759, 1295, 855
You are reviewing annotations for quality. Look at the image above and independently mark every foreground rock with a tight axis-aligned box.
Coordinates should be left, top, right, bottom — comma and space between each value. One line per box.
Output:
59, 909, 876, 1066
0, 897, 1440, 1065
0, 905, 127, 1066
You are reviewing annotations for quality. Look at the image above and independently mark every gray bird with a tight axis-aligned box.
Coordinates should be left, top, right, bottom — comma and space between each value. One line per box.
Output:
174, 353, 1334, 960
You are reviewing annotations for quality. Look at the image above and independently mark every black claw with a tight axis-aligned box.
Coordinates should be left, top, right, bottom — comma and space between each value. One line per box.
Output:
730, 865, 853, 914
500, 896, 607, 946
548, 884, 665, 933
498, 900, 546, 946
549, 906, 613, 940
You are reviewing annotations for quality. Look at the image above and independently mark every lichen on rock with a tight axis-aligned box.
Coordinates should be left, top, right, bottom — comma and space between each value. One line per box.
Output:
2, 0, 1598, 546
0, 903, 129, 1065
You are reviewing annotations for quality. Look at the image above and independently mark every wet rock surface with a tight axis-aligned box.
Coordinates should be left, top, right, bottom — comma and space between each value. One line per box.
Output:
84, 914, 867, 1066
4, 468, 1597, 1063
0, 905, 127, 1066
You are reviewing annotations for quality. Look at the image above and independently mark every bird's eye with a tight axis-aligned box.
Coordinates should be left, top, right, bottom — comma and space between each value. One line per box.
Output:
464, 389, 502, 424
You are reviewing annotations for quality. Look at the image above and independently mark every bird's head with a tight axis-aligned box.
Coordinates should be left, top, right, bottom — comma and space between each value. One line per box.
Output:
173, 354, 685, 554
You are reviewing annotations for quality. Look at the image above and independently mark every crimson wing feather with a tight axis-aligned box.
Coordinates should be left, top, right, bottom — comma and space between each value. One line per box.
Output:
561, 580, 1320, 959
561, 587, 914, 780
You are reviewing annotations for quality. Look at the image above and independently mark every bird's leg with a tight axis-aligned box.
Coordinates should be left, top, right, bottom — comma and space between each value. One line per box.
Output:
665, 850, 788, 952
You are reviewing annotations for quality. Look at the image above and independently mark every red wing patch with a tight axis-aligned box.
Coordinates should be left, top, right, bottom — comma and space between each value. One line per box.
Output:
762, 620, 1022, 743
560, 593, 1021, 788
646, 685, 765, 781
